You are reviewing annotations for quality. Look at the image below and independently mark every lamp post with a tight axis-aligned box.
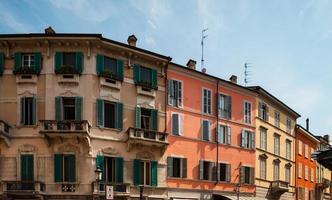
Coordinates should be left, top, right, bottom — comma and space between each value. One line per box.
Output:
139, 185, 144, 200
94, 167, 102, 195
235, 183, 241, 200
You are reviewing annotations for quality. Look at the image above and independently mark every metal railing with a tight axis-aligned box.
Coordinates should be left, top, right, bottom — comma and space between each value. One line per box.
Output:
92, 182, 129, 194
271, 180, 289, 189
127, 127, 168, 143
2, 181, 45, 192
40, 120, 91, 134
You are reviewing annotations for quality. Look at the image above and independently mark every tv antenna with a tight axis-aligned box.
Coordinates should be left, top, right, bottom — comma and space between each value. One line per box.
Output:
201, 28, 208, 70
244, 62, 252, 86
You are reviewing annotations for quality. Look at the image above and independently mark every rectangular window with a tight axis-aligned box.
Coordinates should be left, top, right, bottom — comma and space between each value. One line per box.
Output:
298, 163, 302, 178
104, 56, 117, 76
274, 134, 280, 155
218, 94, 231, 119
63, 52, 76, 67
273, 162, 280, 181
242, 130, 255, 149
305, 165, 308, 180
140, 67, 152, 85
260, 127, 267, 150
140, 161, 151, 185
168, 80, 183, 107
133, 159, 157, 186
274, 110, 280, 128
311, 147, 314, 161
104, 101, 116, 128
167, 157, 187, 178
286, 140, 292, 160
96, 54, 124, 81
55, 96, 83, 122
135, 107, 158, 131
54, 154, 76, 182
203, 89, 212, 114
244, 101, 251, 124
310, 168, 314, 182
133, 64, 157, 89
218, 125, 231, 145
219, 163, 231, 182
141, 108, 152, 130
240, 166, 254, 184
305, 144, 308, 158
199, 160, 214, 181
286, 118, 292, 133
21, 154, 34, 181
63, 97, 76, 120
260, 159, 266, 179
96, 99, 123, 130
22, 54, 35, 68
285, 167, 291, 183
21, 97, 36, 125
299, 140, 302, 155
259, 102, 269, 121
172, 113, 183, 136
202, 120, 211, 141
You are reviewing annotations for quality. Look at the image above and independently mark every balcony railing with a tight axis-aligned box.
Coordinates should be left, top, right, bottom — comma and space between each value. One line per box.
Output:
270, 180, 289, 194
0, 120, 10, 138
2, 181, 45, 192
40, 120, 91, 135
92, 182, 129, 195
317, 178, 330, 189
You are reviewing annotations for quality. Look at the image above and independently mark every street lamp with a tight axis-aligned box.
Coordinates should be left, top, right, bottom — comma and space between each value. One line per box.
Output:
235, 183, 241, 200
139, 185, 144, 200
94, 167, 102, 194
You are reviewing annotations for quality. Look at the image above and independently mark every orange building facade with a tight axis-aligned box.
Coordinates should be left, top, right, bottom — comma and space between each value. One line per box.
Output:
165, 62, 257, 199
295, 125, 319, 200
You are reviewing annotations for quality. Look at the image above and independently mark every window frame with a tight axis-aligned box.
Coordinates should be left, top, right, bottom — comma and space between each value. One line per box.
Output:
286, 140, 292, 160
168, 79, 183, 108
273, 161, 280, 181
286, 117, 292, 133
274, 134, 280, 156
22, 54, 35, 69
218, 93, 232, 119
274, 110, 280, 128
202, 119, 211, 141
242, 129, 255, 149
244, 100, 252, 124
202, 88, 212, 115
285, 166, 291, 183
298, 162, 302, 178
260, 127, 267, 150
171, 112, 184, 136
218, 124, 231, 145
260, 158, 267, 180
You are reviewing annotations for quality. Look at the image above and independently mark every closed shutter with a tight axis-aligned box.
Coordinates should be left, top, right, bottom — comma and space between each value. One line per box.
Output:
241, 130, 245, 147
199, 160, 204, 180
55, 97, 63, 121
133, 64, 141, 84
0, 53, 4, 75
54, 52, 63, 72
14, 52, 22, 71
116, 102, 123, 131
133, 159, 141, 185
116, 59, 124, 80
217, 125, 222, 143
67, 155, 76, 182
226, 164, 231, 182
172, 114, 179, 135
115, 157, 124, 183
251, 132, 255, 149
202, 121, 209, 140
135, 107, 141, 129
227, 127, 231, 145
75, 96, 83, 121
178, 81, 182, 107
168, 80, 173, 105
249, 167, 255, 184
34, 52, 42, 74
75, 52, 84, 74
151, 69, 158, 88
54, 154, 63, 182
96, 99, 104, 127
227, 96, 232, 119
21, 97, 25, 125
266, 105, 269, 121
240, 166, 245, 183
167, 157, 173, 177
96, 154, 105, 181
179, 114, 184, 136
211, 162, 217, 181
151, 109, 158, 131
32, 96, 37, 125
21, 154, 34, 181
96, 54, 104, 75
151, 161, 158, 186
182, 158, 187, 178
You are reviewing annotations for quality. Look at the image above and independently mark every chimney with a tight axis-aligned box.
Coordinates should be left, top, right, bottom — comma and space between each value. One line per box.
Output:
127, 35, 137, 47
306, 118, 309, 131
45, 26, 56, 35
323, 134, 330, 143
186, 59, 196, 70
229, 75, 237, 84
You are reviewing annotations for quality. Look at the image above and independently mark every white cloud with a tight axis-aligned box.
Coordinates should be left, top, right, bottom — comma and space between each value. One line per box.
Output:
145, 35, 156, 47
0, 11, 31, 33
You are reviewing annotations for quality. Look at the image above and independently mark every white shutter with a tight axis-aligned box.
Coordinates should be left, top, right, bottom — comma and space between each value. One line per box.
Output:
227, 127, 231, 145
178, 81, 182, 107
179, 114, 184, 136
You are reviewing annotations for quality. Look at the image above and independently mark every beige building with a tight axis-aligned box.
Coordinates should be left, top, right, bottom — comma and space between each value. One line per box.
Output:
248, 86, 301, 200
0, 27, 171, 200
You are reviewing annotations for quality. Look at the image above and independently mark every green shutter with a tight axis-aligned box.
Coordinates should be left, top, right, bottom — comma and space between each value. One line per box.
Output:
151, 161, 158, 186
67, 155, 76, 182
135, 107, 141, 129
14, 52, 22, 72
54, 52, 63, 72
133, 159, 141, 185
21, 97, 25, 125
151, 109, 158, 131
96, 154, 105, 181
34, 52, 42, 74
0, 53, 4, 75
32, 96, 37, 125
21, 154, 34, 181
75, 52, 84, 74
97, 99, 104, 127
116, 102, 123, 131
151, 69, 158, 88
116, 59, 124, 80
55, 97, 63, 121
182, 158, 187, 178
75, 96, 83, 121
116, 157, 124, 183
54, 154, 63, 182
96, 54, 104, 75
133, 64, 141, 84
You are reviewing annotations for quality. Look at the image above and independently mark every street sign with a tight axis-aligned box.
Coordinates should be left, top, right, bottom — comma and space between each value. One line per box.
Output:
106, 185, 114, 200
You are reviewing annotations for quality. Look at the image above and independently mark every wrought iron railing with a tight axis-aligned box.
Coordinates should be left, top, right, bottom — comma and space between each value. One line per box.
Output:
40, 120, 91, 133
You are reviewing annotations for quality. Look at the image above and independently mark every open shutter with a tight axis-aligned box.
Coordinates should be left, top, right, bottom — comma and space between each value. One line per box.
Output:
151, 109, 158, 131
54, 154, 63, 182
179, 114, 184, 136
34, 52, 42, 74
172, 114, 179, 135
251, 132, 255, 149
135, 107, 141, 128
67, 155, 76, 182
151, 69, 158, 88
249, 167, 255, 184
116, 102, 123, 131
96, 154, 105, 181
75, 96, 83, 121
116, 59, 124, 80
32, 96, 37, 125
151, 161, 158, 186
227, 127, 231, 145
96, 99, 104, 127
133, 159, 141, 185
54, 52, 63, 72
266, 105, 269, 121
21, 97, 25, 125
227, 96, 232, 119
115, 157, 124, 183
241, 130, 245, 147
14, 52, 21, 71
178, 81, 182, 107
75, 52, 84, 74
182, 158, 187, 178
167, 157, 173, 177
226, 164, 231, 182
240, 167, 245, 183
0, 53, 4, 75
211, 162, 217, 181
96, 54, 104, 75
217, 125, 221, 143
203, 120, 209, 141
133, 64, 141, 84
258, 102, 262, 118
55, 97, 63, 121
199, 160, 204, 180
168, 80, 173, 105
21, 154, 34, 181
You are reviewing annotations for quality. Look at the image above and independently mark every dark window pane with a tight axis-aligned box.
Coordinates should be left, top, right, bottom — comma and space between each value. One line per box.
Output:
63, 53, 76, 67
141, 108, 151, 130
140, 67, 151, 84
24, 97, 33, 125
145, 162, 151, 185
63, 155, 70, 182
203, 161, 210, 180
140, 162, 145, 185
63, 98, 76, 120
104, 57, 117, 75
245, 167, 250, 184
173, 158, 181, 178
220, 163, 226, 181
106, 157, 114, 182
104, 102, 116, 128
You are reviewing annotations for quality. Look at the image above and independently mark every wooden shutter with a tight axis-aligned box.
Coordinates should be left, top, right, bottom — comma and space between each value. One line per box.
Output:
217, 125, 221, 143
203, 120, 209, 141
227, 127, 231, 145
75, 96, 83, 121
178, 81, 182, 107
151, 161, 158, 186
151, 109, 158, 131
54, 154, 63, 182
21, 154, 34, 181
32, 96, 37, 125
96, 154, 105, 181
75, 52, 84, 74
55, 97, 63, 121
0, 53, 4, 75
226, 164, 231, 182
249, 167, 255, 184
133, 64, 141, 84
182, 158, 187, 178
34, 52, 42, 74
211, 162, 217, 181
167, 157, 173, 177
21, 97, 25, 125
241, 130, 245, 147
116, 59, 124, 80
54, 52, 63, 72
266, 105, 269, 121
135, 107, 141, 128
240, 166, 245, 183
96, 99, 104, 127
133, 159, 141, 185
116, 102, 123, 131
151, 69, 158, 88
115, 157, 124, 183
227, 96, 232, 119
199, 160, 204, 180
179, 114, 184, 136
172, 114, 179, 135
96, 54, 104, 75
168, 80, 173, 105
14, 52, 21, 71
251, 132, 255, 149
67, 154, 76, 182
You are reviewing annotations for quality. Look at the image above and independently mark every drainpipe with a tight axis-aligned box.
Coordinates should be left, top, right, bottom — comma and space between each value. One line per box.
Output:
215, 79, 220, 184
164, 58, 171, 133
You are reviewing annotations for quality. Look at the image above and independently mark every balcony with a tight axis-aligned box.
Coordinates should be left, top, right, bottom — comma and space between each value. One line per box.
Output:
317, 178, 330, 189
126, 127, 168, 153
2, 181, 45, 198
92, 182, 130, 199
0, 120, 11, 147
270, 180, 289, 195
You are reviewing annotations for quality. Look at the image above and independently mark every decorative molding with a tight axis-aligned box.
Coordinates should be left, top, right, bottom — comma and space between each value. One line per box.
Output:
136, 151, 155, 160
18, 144, 37, 153
101, 147, 119, 156
59, 90, 79, 97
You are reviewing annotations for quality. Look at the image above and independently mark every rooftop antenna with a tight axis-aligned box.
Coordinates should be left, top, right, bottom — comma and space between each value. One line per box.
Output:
244, 62, 252, 86
201, 28, 208, 70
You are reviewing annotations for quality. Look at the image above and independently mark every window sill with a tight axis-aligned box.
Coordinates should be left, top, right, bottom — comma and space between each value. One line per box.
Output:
57, 74, 79, 84
137, 86, 156, 97
15, 125, 38, 129
16, 74, 38, 84
98, 126, 121, 132
100, 77, 121, 90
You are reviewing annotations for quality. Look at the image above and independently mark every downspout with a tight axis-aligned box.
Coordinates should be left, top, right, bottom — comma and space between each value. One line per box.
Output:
164, 58, 171, 133
215, 79, 220, 184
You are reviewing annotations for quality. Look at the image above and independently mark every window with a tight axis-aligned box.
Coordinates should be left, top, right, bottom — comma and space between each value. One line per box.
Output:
285, 166, 291, 183
96, 55, 124, 81
63, 98, 76, 120
22, 54, 35, 68
13, 52, 42, 74
304, 188, 308, 200
199, 160, 215, 181
310, 168, 314, 182
219, 163, 231, 182
55, 96, 83, 121
241, 130, 255, 149
259, 102, 269, 121
260, 159, 267, 179
167, 157, 187, 178
240, 166, 254, 184
172, 113, 183, 136
21, 97, 37, 125
168, 80, 183, 107
305, 165, 308, 180
63, 53, 76, 67
133, 159, 158, 186
218, 94, 231, 119
96, 155, 124, 183
218, 125, 231, 145
203, 89, 212, 114
260, 127, 267, 150
54, 154, 76, 182
133, 64, 158, 89
311, 148, 314, 161
135, 107, 158, 131
305, 144, 309, 158
298, 163, 302, 178
55, 52, 83, 74
21, 154, 34, 181
298, 187, 304, 200
286, 140, 292, 160
273, 161, 280, 180
104, 57, 117, 76
298, 140, 302, 155
244, 101, 251, 124
286, 118, 292, 133
274, 110, 280, 128
202, 120, 211, 141
274, 134, 280, 155
96, 99, 123, 130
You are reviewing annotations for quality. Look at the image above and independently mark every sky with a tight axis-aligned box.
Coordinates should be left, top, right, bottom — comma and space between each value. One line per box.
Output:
0, 0, 331, 136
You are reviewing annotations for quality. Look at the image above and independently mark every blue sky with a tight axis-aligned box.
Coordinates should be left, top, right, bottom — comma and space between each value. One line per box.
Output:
1, 0, 331, 136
